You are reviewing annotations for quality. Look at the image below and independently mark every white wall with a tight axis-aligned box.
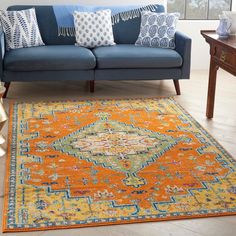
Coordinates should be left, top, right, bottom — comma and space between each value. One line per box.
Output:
233, 0, 236, 9
177, 21, 218, 70
1, 0, 235, 70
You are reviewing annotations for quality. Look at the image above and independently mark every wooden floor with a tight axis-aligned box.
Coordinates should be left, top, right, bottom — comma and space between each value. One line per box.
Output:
0, 70, 235, 236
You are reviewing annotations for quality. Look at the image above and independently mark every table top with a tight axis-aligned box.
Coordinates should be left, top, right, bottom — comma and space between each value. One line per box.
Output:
201, 30, 236, 50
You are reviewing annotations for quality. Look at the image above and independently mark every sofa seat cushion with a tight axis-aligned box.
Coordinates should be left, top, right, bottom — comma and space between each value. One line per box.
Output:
4, 45, 96, 71
92, 44, 183, 69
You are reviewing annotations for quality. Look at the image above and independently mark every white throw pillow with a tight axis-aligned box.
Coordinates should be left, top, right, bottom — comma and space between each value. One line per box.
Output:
135, 11, 180, 49
0, 8, 45, 50
73, 9, 115, 48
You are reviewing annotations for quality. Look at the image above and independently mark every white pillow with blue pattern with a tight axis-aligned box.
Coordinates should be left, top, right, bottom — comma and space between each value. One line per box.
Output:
135, 11, 180, 49
73, 9, 115, 48
0, 8, 44, 50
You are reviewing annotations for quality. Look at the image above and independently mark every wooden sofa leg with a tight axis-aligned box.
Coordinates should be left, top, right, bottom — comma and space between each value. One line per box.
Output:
90, 80, 95, 93
173, 80, 181, 95
3, 82, 11, 98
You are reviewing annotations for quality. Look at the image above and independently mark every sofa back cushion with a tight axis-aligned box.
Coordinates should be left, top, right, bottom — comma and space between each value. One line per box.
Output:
7, 5, 165, 45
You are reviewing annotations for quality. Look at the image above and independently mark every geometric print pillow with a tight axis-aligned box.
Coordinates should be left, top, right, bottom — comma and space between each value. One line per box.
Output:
0, 8, 45, 50
73, 9, 115, 48
135, 12, 180, 49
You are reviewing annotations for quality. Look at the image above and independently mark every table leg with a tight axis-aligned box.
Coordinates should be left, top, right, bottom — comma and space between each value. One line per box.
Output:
206, 58, 219, 119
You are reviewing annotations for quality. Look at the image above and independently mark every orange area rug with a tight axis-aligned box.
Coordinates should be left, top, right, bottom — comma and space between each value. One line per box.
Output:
2, 97, 236, 232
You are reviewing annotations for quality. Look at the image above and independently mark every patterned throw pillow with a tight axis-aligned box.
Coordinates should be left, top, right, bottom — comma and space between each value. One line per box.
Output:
73, 9, 115, 48
135, 12, 180, 49
0, 8, 44, 50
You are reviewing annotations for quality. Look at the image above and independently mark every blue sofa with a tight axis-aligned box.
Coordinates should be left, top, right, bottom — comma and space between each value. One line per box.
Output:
0, 5, 191, 97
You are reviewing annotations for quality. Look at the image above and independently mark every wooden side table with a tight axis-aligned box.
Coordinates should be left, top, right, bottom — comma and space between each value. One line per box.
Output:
201, 30, 236, 118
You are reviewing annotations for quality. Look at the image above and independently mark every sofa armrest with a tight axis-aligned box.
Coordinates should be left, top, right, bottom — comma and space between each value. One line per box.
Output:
0, 29, 5, 80
175, 31, 192, 79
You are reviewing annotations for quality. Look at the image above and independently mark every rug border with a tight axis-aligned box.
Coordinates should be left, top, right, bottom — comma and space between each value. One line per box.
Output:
171, 98, 236, 165
2, 100, 15, 233
3, 212, 236, 233
9, 95, 174, 105
2, 97, 236, 233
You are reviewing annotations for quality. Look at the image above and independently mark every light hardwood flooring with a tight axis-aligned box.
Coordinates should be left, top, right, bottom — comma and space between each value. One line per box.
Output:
0, 69, 235, 236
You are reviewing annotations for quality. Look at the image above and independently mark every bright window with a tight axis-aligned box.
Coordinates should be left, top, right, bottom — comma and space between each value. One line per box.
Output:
167, 0, 232, 20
